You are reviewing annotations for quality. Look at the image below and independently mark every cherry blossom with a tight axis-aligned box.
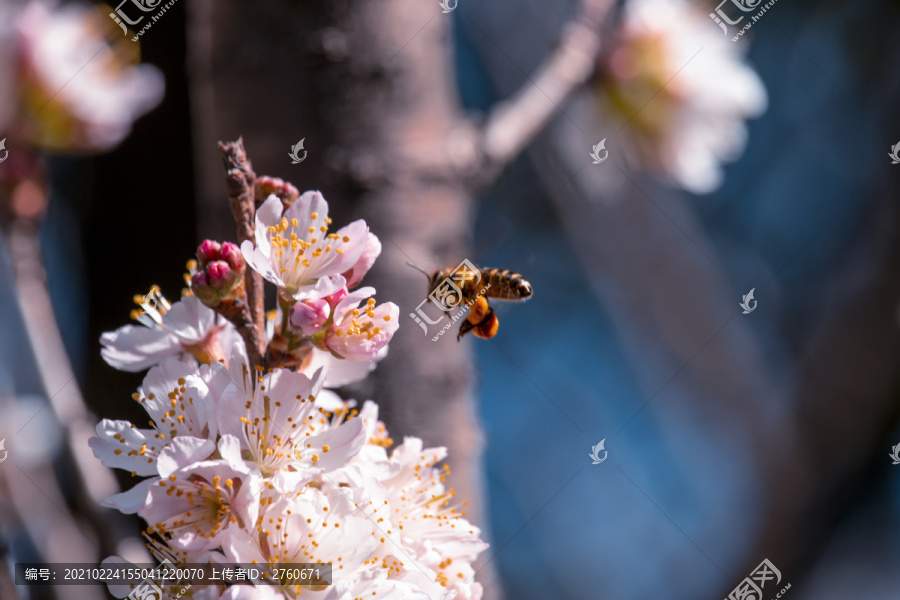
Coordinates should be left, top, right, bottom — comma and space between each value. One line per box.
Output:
319, 287, 400, 362
5, 1, 163, 151
597, 0, 766, 193
100, 288, 233, 372
241, 192, 369, 300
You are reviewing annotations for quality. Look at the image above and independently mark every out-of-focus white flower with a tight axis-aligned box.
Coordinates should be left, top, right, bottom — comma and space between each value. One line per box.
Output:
8, 1, 163, 151
100, 288, 235, 372
241, 192, 369, 300
597, 0, 767, 193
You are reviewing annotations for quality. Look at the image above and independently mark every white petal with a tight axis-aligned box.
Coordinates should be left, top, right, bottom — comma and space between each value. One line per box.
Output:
162, 295, 215, 343
89, 419, 160, 476
241, 239, 283, 287
306, 417, 365, 471
100, 325, 180, 372
217, 434, 245, 470
157, 436, 216, 478
102, 477, 155, 514
254, 194, 285, 257
283, 190, 329, 234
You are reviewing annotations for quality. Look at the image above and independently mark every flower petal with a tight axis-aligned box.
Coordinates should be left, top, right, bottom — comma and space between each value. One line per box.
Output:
100, 325, 180, 372
162, 295, 216, 343
306, 416, 365, 471
241, 239, 283, 287
89, 419, 160, 476
102, 477, 155, 514
156, 436, 217, 478
342, 232, 382, 288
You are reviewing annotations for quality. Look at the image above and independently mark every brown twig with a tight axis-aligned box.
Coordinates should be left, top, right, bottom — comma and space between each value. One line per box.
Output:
218, 138, 265, 367
398, 0, 614, 188
478, 0, 613, 173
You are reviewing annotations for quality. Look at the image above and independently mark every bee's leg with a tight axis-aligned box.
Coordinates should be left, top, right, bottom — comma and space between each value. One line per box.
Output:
457, 318, 479, 340
458, 296, 491, 341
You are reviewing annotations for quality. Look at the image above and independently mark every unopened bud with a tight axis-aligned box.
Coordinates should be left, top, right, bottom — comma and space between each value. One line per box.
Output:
255, 176, 300, 207
208, 260, 239, 290
219, 241, 245, 273
190, 240, 245, 307
196, 240, 222, 267
290, 298, 331, 336
190, 272, 219, 305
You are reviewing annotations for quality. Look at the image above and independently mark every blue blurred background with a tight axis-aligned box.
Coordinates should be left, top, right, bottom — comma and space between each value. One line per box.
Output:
462, 0, 900, 598
2, 0, 900, 599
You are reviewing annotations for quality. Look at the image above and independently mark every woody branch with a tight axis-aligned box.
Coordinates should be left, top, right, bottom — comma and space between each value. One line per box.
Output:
218, 138, 266, 368
448, 0, 615, 185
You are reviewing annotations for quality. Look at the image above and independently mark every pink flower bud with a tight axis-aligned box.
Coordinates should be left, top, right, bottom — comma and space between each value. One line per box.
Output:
290, 298, 331, 336
196, 240, 222, 267
255, 176, 300, 206
219, 242, 245, 273
189, 244, 244, 307
207, 260, 239, 289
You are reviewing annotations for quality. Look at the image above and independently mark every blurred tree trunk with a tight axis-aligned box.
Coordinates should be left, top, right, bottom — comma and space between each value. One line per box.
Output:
187, 0, 499, 596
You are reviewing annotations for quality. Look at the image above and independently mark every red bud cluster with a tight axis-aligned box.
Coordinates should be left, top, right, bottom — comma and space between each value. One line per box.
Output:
191, 240, 246, 306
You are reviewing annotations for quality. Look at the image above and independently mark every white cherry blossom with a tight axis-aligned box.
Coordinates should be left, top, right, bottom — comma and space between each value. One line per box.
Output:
597, 0, 767, 193
90, 359, 217, 475
241, 192, 369, 300
101, 289, 234, 372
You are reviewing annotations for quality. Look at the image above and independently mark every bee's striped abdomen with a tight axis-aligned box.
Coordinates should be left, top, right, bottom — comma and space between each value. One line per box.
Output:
482, 268, 532, 301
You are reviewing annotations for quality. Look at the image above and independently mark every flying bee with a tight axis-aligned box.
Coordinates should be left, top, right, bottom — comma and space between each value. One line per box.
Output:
408, 260, 533, 340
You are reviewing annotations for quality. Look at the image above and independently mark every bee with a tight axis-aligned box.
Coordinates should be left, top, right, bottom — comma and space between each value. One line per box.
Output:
408, 260, 533, 340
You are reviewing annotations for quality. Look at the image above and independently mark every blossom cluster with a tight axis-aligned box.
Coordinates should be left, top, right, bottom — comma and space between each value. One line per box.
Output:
93, 186, 486, 599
